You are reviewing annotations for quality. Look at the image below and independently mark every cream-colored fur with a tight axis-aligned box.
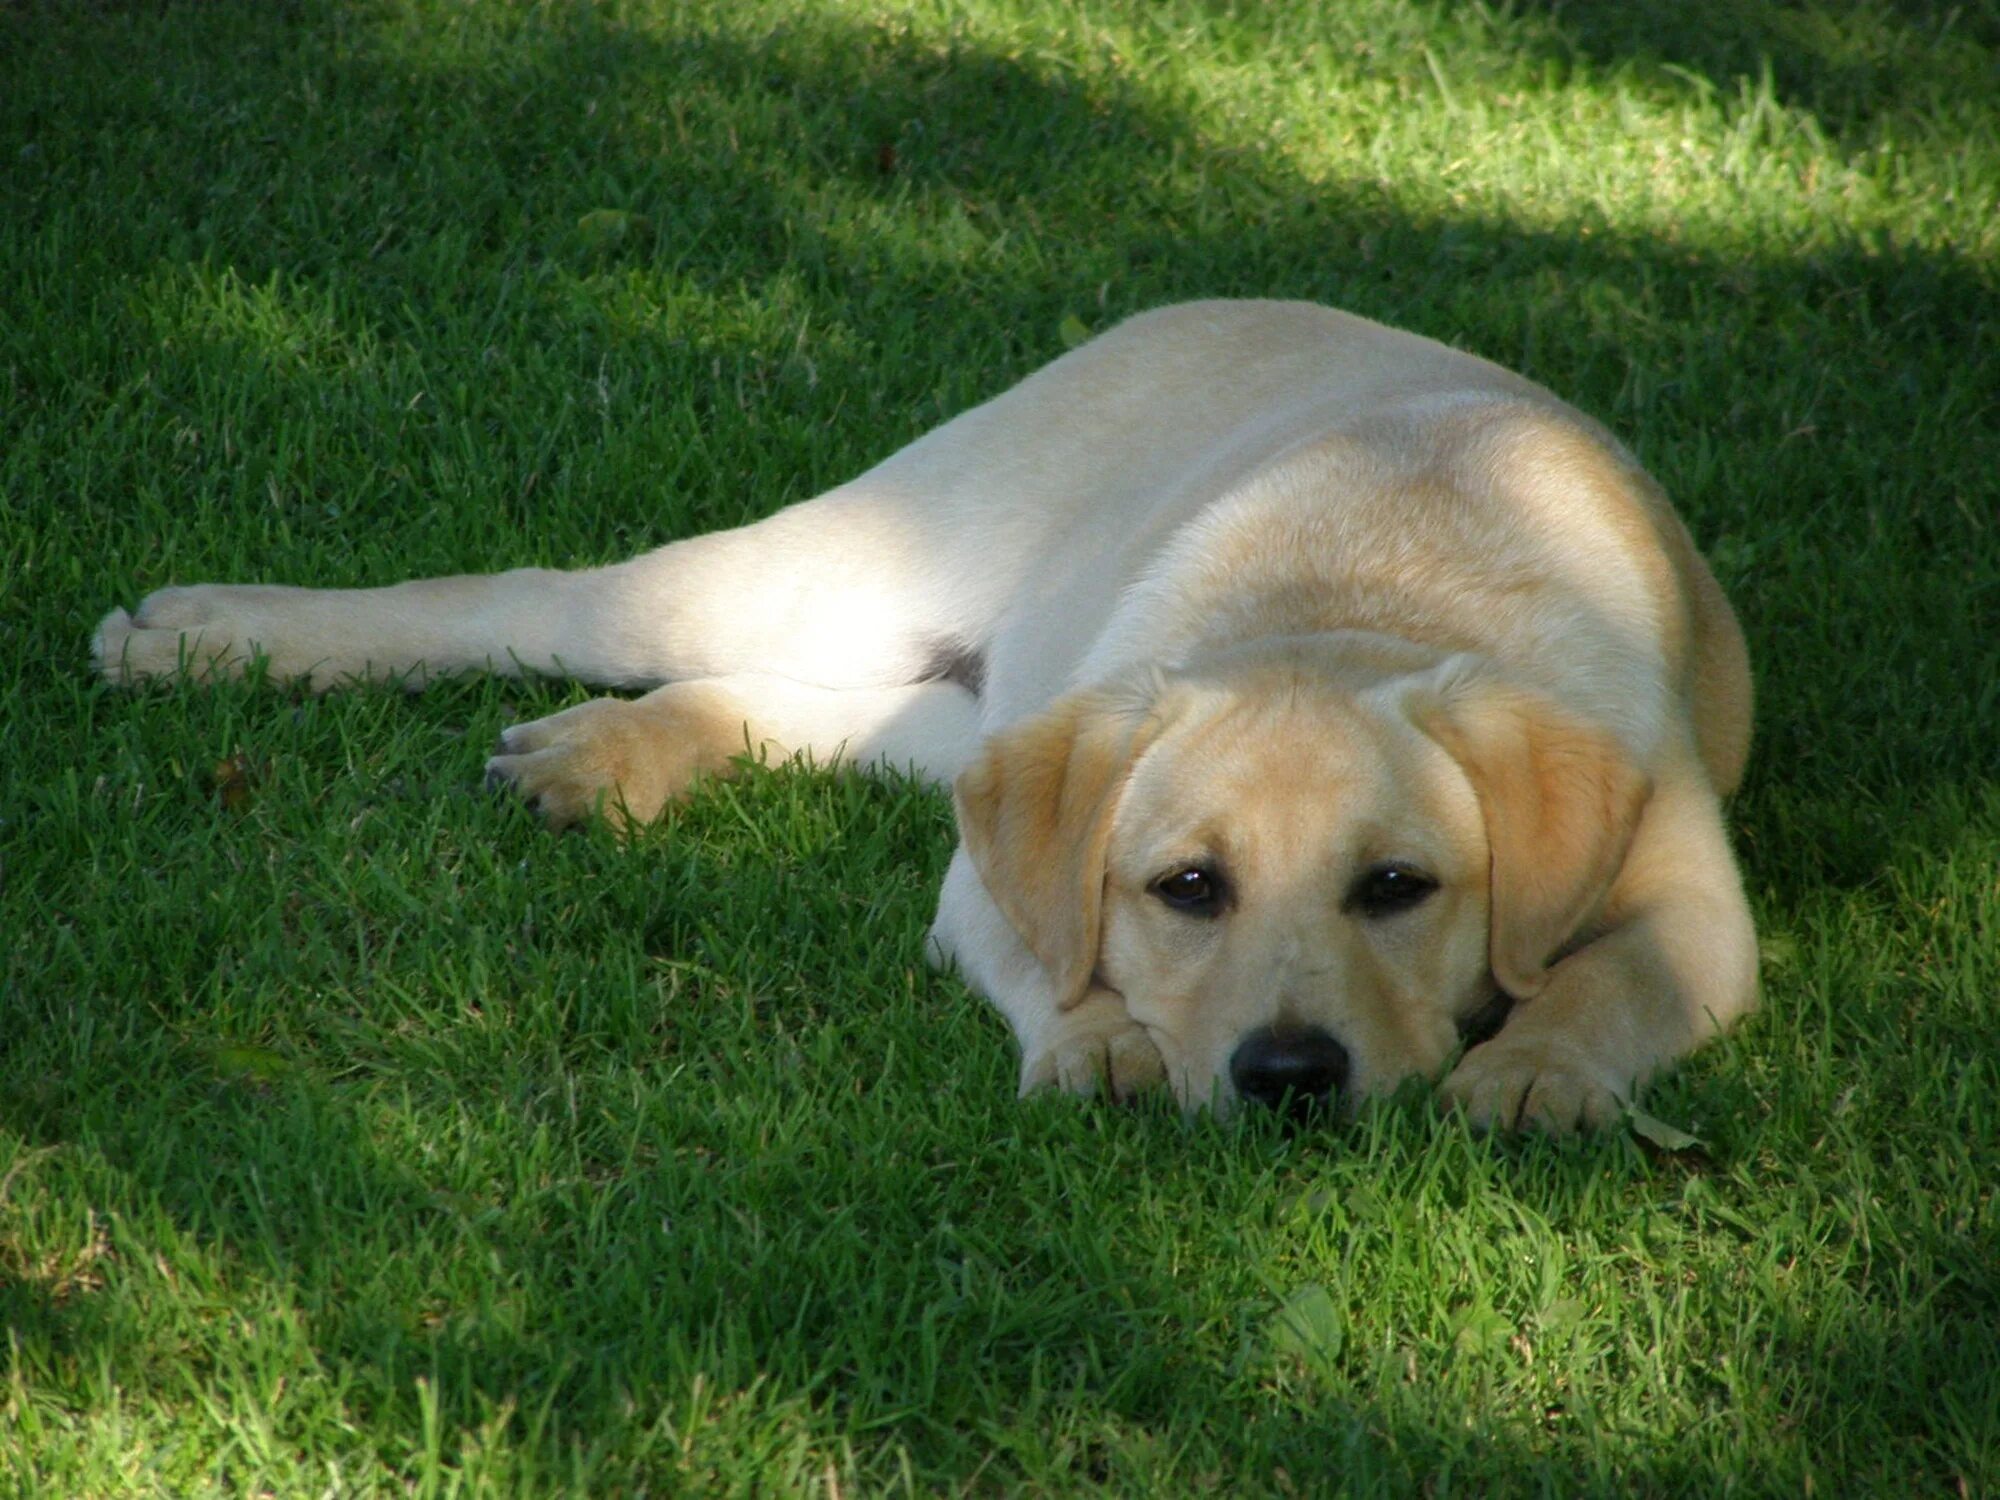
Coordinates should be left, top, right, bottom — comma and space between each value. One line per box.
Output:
94, 300, 1756, 1130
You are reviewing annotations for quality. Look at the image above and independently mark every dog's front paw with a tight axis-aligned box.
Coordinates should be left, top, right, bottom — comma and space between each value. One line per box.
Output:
485, 697, 710, 832
1020, 995, 1167, 1103
1441, 1036, 1627, 1132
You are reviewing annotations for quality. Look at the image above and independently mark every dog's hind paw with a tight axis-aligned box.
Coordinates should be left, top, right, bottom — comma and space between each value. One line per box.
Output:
93, 584, 322, 686
94, 588, 250, 685
485, 689, 743, 834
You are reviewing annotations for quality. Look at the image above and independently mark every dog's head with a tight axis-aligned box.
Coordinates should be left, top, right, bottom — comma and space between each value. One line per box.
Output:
954, 642, 1649, 1115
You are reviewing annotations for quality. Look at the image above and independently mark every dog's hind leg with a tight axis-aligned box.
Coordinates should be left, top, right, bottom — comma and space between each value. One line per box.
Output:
94, 478, 999, 694
483, 674, 980, 830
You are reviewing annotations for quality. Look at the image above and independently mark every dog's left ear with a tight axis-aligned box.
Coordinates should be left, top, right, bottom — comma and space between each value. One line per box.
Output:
1415, 669, 1651, 1000
954, 690, 1160, 1012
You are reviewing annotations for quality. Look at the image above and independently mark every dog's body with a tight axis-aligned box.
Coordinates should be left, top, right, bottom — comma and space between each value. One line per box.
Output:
96, 300, 1757, 1128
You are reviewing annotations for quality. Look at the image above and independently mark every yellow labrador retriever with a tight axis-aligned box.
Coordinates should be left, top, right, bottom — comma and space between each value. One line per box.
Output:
95, 301, 1757, 1130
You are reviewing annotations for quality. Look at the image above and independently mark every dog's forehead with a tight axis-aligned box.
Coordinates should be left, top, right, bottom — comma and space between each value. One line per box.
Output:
1170, 676, 1386, 768
1115, 683, 1414, 852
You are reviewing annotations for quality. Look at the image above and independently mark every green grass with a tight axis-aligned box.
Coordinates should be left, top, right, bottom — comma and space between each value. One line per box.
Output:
3, 0, 1996, 1492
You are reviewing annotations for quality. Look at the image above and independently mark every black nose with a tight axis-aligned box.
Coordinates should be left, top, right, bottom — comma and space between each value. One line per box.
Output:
1229, 1025, 1351, 1114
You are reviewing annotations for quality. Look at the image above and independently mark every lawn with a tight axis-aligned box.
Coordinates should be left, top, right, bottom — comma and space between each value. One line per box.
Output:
2, 0, 1996, 1493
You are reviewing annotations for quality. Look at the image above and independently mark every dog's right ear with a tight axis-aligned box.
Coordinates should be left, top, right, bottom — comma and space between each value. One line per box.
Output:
954, 690, 1160, 1013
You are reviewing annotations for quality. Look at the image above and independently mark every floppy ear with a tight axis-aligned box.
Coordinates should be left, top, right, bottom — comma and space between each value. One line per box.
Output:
1417, 673, 1651, 1000
953, 690, 1159, 1012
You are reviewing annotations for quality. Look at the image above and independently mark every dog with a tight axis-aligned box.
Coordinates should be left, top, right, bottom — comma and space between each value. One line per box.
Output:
95, 300, 1758, 1130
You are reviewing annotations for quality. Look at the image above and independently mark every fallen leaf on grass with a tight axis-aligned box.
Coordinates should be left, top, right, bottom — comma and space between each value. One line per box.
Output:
1451, 1301, 1512, 1358
211, 1044, 298, 1083
571, 208, 650, 258
211, 753, 257, 812
1267, 1283, 1344, 1363
1625, 1107, 1705, 1154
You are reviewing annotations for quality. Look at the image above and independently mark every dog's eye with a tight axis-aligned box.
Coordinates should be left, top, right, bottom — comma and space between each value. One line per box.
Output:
1152, 866, 1224, 914
1347, 863, 1438, 917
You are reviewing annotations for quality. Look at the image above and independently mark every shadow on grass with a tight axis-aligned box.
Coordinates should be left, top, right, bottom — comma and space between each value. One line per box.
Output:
4, 0, 1997, 1489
